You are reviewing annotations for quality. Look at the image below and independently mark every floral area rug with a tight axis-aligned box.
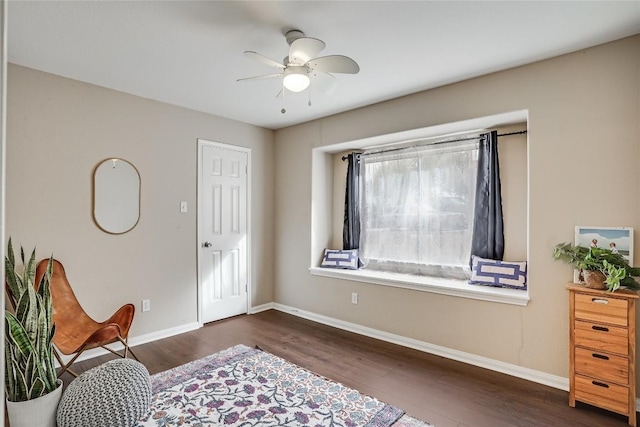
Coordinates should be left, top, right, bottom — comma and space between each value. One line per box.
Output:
136, 344, 433, 426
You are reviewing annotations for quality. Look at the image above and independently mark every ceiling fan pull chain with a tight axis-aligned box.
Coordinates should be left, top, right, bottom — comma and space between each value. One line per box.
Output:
281, 81, 287, 114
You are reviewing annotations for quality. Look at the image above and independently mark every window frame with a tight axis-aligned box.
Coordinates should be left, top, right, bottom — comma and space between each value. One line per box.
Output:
309, 111, 529, 306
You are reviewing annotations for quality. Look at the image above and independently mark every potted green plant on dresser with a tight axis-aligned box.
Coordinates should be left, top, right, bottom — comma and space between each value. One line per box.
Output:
4, 239, 62, 427
553, 242, 640, 292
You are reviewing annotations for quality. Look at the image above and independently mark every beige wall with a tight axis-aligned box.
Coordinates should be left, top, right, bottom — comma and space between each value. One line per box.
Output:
274, 35, 640, 379
6, 64, 275, 337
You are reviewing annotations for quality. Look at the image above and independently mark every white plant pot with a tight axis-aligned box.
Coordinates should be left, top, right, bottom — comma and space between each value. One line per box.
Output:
6, 379, 63, 427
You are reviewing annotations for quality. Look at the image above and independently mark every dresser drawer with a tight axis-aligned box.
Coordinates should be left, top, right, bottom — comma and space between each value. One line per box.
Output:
574, 347, 628, 385
574, 320, 628, 355
574, 374, 629, 415
574, 293, 628, 326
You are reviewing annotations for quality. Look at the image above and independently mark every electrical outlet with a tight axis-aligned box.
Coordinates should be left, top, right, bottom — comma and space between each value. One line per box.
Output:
142, 299, 151, 312
351, 293, 358, 304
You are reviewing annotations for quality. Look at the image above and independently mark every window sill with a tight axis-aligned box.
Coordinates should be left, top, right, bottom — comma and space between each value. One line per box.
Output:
309, 267, 530, 306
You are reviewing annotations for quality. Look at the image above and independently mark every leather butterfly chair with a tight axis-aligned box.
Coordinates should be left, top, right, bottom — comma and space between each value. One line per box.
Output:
34, 259, 139, 377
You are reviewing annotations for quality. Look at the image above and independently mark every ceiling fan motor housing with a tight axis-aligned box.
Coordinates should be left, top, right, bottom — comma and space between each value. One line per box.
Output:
285, 29, 306, 46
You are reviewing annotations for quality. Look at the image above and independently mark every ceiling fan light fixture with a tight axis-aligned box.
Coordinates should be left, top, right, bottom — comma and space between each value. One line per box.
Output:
283, 66, 310, 92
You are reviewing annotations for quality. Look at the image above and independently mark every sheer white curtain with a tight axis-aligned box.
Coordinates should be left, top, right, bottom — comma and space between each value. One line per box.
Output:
359, 140, 478, 279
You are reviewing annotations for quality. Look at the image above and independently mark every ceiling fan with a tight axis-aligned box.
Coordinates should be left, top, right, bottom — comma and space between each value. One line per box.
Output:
238, 29, 360, 102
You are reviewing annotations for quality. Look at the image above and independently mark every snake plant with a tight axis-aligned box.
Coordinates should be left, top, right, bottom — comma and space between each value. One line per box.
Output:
4, 238, 58, 402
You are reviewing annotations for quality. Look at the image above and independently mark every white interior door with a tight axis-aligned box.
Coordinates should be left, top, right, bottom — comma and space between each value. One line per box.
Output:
198, 141, 249, 323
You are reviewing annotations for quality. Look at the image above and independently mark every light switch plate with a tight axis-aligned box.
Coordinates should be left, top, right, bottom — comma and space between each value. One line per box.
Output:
180, 201, 188, 213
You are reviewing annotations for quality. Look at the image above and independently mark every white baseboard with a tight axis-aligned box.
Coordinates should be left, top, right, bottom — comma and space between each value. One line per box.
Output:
249, 302, 275, 314
272, 303, 569, 392
56, 321, 201, 366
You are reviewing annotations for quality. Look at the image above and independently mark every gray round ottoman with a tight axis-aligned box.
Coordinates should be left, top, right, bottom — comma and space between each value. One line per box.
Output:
57, 358, 152, 427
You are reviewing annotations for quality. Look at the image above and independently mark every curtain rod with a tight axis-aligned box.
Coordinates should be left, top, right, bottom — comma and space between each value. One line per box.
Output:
341, 130, 527, 161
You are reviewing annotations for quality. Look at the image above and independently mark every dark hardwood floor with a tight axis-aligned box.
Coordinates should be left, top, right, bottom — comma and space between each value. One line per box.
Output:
68, 310, 632, 427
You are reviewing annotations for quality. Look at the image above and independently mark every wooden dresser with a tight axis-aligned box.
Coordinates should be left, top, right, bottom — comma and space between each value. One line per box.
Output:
567, 283, 638, 426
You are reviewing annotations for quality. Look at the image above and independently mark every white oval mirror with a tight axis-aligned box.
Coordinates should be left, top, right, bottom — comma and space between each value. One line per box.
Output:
93, 158, 140, 234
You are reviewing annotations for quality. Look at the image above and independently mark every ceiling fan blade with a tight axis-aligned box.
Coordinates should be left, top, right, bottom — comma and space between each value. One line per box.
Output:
289, 37, 326, 64
307, 55, 360, 74
311, 72, 338, 95
244, 51, 286, 69
237, 73, 282, 82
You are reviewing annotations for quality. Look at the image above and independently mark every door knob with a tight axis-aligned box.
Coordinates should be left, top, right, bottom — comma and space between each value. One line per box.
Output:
203, 242, 212, 248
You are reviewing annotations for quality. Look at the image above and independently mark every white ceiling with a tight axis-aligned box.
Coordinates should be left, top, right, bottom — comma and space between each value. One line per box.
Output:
7, 1, 640, 130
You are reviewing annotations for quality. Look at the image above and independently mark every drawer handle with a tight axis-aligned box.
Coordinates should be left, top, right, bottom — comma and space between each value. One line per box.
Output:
592, 325, 609, 332
591, 298, 609, 304
591, 381, 609, 388
592, 381, 610, 388
592, 353, 610, 360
